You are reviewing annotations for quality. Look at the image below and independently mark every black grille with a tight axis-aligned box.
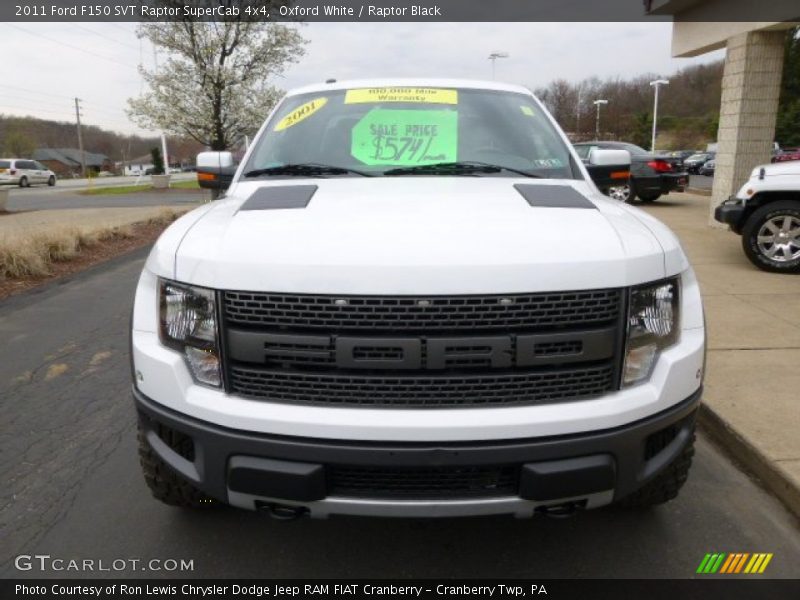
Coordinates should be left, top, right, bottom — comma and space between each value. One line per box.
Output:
223, 289, 622, 332
229, 364, 614, 407
328, 465, 519, 498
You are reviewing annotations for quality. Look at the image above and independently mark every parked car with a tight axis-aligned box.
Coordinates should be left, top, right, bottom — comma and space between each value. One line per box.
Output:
134, 79, 706, 518
573, 141, 688, 203
773, 148, 800, 163
715, 160, 800, 273
684, 152, 715, 174
667, 150, 696, 169
699, 159, 715, 176
0, 158, 57, 187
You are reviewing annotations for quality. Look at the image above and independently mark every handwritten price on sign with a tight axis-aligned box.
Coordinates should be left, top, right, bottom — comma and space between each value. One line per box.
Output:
351, 109, 457, 166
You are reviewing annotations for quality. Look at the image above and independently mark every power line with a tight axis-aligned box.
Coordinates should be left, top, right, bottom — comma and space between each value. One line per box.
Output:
72, 23, 139, 51
0, 83, 71, 101
3, 23, 137, 69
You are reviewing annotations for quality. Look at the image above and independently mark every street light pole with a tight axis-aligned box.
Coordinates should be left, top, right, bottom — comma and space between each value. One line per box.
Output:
488, 51, 509, 80
650, 79, 669, 153
593, 99, 608, 139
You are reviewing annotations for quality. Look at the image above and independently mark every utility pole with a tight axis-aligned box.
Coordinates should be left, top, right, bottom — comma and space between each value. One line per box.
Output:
575, 85, 582, 138
74, 97, 86, 178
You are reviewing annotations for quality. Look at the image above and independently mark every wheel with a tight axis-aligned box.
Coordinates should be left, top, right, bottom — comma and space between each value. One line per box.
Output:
137, 423, 217, 508
606, 183, 635, 203
619, 432, 695, 508
636, 191, 661, 203
48, 175, 56, 187
741, 201, 800, 273
19, 176, 29, 188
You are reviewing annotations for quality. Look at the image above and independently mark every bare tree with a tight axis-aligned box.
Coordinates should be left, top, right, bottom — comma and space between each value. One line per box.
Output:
127, 6, 306, 150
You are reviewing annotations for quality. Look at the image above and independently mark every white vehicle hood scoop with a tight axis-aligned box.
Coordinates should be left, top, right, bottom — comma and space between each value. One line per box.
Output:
174, 178, 668, 294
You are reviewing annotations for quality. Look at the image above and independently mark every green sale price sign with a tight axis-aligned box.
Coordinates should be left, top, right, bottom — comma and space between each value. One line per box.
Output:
351, 109, 458, 166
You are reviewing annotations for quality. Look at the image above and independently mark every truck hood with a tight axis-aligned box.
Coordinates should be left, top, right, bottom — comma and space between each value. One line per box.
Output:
162, 178, 683, 294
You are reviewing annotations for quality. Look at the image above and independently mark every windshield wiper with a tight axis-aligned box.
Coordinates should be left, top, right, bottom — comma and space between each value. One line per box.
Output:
383, 161, 541, 178
243, 163, 373, 178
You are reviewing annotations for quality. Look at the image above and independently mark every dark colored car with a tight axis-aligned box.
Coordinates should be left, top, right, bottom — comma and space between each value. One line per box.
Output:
684, 152, 715, 174
667, 150, 696, 169
573, 141, 688, 203
699, 159, 715, 176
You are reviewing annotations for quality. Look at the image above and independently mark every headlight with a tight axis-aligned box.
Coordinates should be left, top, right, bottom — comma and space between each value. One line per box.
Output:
623, 277, 680, 387
159, 279, 221, 387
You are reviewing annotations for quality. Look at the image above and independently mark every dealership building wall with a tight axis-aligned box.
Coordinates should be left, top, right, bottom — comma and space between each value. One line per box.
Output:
648, 0, 797, 225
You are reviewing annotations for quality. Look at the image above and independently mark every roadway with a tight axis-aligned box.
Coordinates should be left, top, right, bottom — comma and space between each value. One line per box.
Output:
1, 248, 799, 579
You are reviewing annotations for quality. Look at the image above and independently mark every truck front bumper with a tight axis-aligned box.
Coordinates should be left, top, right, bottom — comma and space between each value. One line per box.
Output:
714, 197, 746, 232
134, 386, 701, 518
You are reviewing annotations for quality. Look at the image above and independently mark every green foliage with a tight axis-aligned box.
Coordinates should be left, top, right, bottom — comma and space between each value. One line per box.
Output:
776, 27, 800, 147
630, 112, 652, 149
2, 129, 35, 157
150, 147, 165, 175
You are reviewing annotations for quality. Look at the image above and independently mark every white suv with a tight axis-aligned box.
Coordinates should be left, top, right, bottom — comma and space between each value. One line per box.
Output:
131, 79, 705, 518
0, 159, 57, 187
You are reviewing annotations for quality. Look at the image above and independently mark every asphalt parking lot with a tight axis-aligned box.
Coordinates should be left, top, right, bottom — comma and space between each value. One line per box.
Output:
2, 240, 800, 579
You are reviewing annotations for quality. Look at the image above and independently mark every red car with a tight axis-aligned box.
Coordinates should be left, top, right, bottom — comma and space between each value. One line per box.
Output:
773, 148, 800, 162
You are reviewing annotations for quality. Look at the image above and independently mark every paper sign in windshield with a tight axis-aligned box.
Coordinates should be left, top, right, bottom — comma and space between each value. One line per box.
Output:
273, 97, 328, 131
351, 109, 458, 166
345, 88, 458, 105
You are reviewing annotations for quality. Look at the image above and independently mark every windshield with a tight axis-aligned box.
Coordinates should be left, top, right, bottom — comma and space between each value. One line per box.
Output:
243, 87, 577, 179
687, 153, 708, 161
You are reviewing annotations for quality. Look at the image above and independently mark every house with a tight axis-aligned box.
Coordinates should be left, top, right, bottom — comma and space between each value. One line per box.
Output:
32, 148, 114, 178
121, 154, 155, 176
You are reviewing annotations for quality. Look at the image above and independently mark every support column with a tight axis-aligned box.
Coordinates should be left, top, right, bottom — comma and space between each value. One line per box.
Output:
710, 30, 785, 226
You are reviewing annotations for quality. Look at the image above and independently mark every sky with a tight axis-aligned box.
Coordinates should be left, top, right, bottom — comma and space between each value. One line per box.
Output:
0, 22, 725, 137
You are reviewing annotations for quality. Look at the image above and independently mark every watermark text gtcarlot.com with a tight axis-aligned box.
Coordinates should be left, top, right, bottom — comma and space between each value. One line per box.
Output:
14, 554, 194, 572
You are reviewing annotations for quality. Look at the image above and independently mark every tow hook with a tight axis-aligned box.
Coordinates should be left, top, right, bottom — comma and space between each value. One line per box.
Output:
258, 502, 310, 520
536, 502, 583, 518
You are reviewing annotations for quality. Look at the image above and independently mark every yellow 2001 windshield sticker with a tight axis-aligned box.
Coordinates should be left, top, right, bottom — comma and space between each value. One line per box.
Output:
520, 105, 535, 116
273, 97, 328, 131
345, 87, 458, 105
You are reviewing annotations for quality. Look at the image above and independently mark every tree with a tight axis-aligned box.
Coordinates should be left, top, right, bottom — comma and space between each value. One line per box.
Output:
630, 112, 652, 149
150, 147, 165, 175
127, 9, 306, 151
3, 129, 35, 157
776, 27, 800, 147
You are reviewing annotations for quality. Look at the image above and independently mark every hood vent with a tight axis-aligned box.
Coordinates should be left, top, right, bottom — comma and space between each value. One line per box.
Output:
240, 185, 318, 211
514, 184, 596, 209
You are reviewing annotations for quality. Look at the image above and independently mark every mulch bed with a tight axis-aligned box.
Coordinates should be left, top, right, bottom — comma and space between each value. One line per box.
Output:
0, 220, 168, 301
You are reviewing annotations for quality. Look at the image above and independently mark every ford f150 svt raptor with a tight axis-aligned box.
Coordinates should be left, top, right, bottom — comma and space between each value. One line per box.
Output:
131, 79, 706, 518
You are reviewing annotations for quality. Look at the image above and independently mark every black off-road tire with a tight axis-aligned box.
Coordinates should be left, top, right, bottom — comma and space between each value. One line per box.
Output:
741, 200, 800, 274
137, 424, 217, 508
618, 433, 695, 508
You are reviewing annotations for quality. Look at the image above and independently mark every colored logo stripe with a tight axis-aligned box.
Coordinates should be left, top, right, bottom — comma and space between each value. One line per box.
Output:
697, 553, 773, 574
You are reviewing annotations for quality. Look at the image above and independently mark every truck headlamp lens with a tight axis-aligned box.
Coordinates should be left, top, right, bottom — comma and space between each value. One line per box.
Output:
159, 279, 221, 387
623, 278, 680, 386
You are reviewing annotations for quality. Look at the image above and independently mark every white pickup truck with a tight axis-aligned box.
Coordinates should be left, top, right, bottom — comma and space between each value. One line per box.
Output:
130, 79, 705, 518
714, 160, 800, 273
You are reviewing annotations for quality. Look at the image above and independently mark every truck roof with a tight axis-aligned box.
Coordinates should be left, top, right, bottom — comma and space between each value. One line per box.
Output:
286, 78, 533, 97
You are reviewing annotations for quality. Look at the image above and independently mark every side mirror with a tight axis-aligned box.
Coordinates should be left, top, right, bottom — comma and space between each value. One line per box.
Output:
196, 151, 236, 191
588, 148, 631, 166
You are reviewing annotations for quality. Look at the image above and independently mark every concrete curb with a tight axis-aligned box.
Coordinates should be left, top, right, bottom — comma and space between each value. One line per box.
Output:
698, 404, 800, 521
686, 187, 712, 197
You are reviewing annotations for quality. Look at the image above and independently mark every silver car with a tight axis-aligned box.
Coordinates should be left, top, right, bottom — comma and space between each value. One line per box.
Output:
0, 158, 57, 187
